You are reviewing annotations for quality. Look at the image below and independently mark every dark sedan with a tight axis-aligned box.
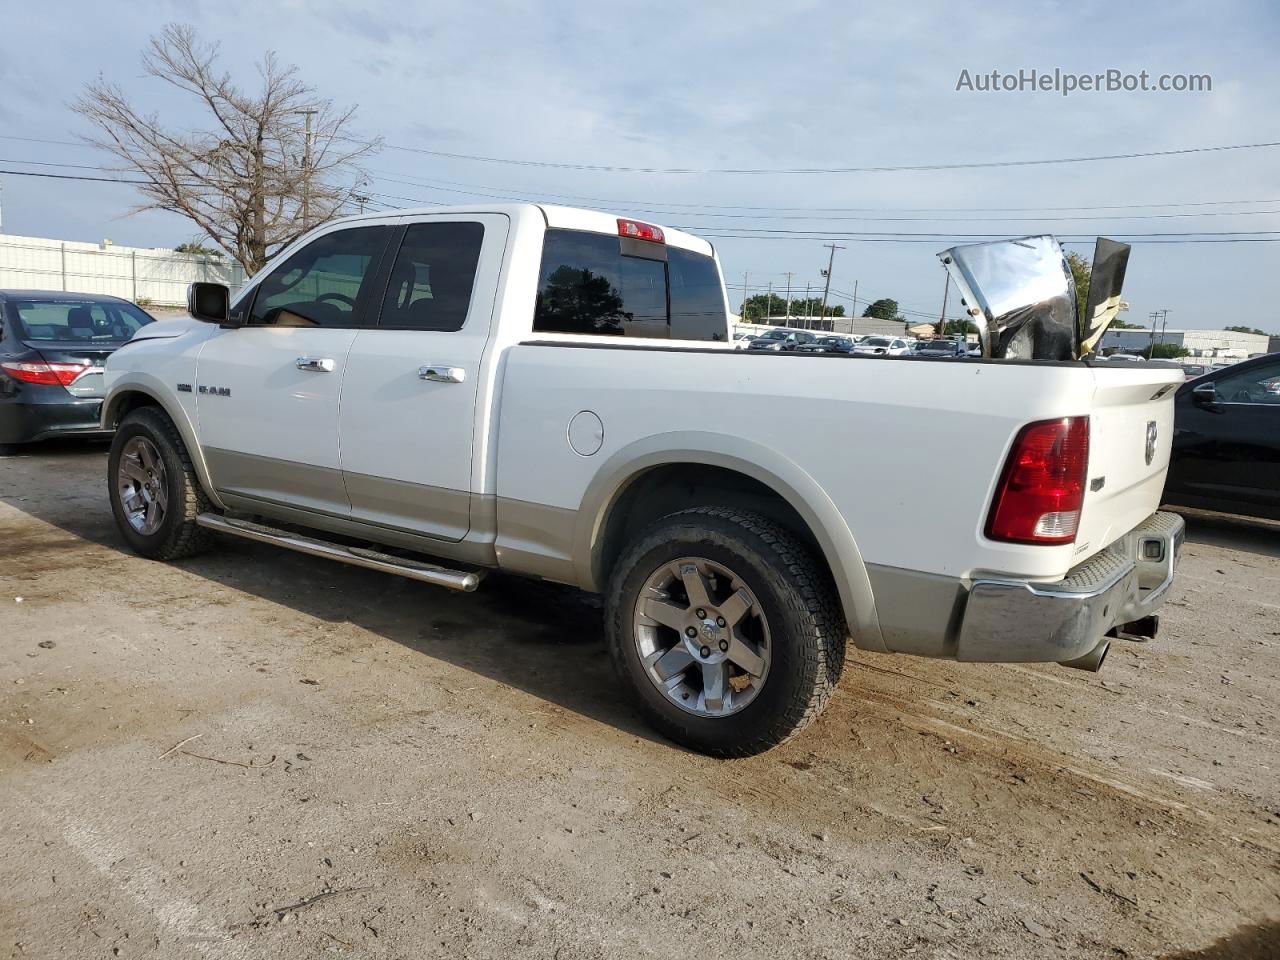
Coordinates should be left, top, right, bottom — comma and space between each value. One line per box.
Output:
0, 290, 155, 449
794, 335, 855, 354
1163, 352, 1280, 521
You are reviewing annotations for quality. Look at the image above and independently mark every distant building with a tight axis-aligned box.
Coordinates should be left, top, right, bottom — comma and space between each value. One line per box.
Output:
1268, 335, 1280, 355
1099, 328, 1270, 361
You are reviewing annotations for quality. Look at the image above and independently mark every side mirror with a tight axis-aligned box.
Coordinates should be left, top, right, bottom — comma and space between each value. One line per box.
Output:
187, 282, 235, 326
1191, 382, 1220, 407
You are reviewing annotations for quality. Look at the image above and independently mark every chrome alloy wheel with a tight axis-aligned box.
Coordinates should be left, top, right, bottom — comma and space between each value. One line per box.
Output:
633, 557, 771, 718
116, 436, 168, 535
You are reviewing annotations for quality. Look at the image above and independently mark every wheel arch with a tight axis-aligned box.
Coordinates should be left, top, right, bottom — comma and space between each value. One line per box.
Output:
573, 432, 885, 651
102, 378, 225, 511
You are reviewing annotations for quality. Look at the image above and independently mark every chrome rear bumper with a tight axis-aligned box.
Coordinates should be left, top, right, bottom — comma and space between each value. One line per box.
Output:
956, 511, 1185, 663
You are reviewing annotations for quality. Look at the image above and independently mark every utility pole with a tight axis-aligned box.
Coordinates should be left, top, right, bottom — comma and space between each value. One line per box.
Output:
295, 108, 319, 230
1147, 311, 1160, 354
804, 282, 811, 327
1158, 309, 1170, 347
783, 271, 794, 323
937, 271, 951, 339
741, 272, 749, 322
818, 243, 845, 330
766, 282, 773, 324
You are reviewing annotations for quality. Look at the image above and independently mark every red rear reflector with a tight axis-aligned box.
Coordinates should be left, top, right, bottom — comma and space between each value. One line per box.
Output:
0, 361, 90, 387
617, 218, 665, 243
986, 416, 1090, 545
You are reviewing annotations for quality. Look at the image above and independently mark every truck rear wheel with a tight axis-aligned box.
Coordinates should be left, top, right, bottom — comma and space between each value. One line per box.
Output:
605, 507, 845, 757
108, 406, 212, 561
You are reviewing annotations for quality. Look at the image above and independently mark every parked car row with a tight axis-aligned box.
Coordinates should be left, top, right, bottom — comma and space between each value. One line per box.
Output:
735, 328, 973, 359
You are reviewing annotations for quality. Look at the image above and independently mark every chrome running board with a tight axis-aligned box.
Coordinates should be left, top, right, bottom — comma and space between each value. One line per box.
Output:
195, 513, 484, 592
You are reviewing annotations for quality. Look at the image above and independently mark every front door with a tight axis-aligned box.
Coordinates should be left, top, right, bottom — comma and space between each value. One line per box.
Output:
195, 223, 392, 516
339, 214, 509, 541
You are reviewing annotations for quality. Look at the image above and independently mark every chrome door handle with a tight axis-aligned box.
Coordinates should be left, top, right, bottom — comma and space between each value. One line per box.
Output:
296, 357, 336, 372
418, 365, 466, 384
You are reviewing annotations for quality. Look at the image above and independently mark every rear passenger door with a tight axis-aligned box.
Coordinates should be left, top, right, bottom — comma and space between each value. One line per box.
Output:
339, 214, 509, 542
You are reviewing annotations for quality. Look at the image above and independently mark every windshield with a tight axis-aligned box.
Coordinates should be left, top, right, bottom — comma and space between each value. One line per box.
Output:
919, 341, 957, 351
863, 337, 891, 347
761, 330, 789, 339
9, 299, 154, 342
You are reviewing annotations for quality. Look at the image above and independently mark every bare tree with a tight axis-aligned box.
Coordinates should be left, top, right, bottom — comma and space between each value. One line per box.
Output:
74, 24, 380, 274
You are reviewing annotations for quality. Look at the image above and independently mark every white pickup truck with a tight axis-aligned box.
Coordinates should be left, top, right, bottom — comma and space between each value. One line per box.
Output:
101, 204, 1184, 756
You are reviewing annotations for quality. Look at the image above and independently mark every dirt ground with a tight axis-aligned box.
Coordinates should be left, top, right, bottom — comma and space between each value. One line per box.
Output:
1, 443, 1277, 960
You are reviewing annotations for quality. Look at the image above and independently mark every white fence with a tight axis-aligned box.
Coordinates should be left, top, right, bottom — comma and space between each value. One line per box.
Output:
0, 233, 247, 306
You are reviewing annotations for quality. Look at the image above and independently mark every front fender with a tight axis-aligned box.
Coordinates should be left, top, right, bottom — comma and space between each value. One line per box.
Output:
102, 374, 225, 512
572, 431, 886, 652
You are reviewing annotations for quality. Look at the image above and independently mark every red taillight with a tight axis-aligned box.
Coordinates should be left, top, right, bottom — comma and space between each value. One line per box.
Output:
986, 417, 1090, 545
617, 218, 665, 243
0, 361, 90, 387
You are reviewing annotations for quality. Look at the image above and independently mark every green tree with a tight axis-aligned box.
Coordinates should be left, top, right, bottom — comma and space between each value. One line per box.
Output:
1142, 343, 1189, 360
741, 293, 784, 320
863, 298, 903, 321
1066, 251, 1090, 328
1225, 325, 1268, 336
943, 319, 977, 337
741, 294, 844, 320
536, 266, 624, 334
174, 242, 222, 258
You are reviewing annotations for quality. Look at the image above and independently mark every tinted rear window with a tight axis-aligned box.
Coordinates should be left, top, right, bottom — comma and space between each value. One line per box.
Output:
668, 246, 727, 341
9, 300, 153, 342
533, 229, 725, 341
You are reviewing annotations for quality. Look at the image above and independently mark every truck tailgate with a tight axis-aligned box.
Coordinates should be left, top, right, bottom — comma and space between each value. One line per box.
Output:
1073, 366, 1181, 564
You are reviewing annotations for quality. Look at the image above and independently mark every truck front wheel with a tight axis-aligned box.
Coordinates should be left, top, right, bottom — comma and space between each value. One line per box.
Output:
606, 507, 846, 757
108, 406, 213, 561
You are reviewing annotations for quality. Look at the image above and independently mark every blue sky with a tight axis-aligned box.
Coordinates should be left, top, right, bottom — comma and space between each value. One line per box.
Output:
1, 0, 1277, 332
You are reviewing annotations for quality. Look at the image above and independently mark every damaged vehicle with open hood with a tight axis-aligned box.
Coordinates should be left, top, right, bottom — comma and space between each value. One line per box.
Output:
100, 205, 1184, 756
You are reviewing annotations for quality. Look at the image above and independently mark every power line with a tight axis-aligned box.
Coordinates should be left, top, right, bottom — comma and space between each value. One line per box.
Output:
10, 130, 1280, 176
364, 172, 1280, 223
7, 165, 1279, 243
698, 233, 1280, 244
370, 137, 1280, 176
0, 167, 155, 184
365, 167, 1280, 215
8, 138, 1280, 217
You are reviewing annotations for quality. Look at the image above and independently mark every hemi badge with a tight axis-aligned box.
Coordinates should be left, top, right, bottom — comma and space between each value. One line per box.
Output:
177, 383, 193, 393
1090, 476, 1105, 492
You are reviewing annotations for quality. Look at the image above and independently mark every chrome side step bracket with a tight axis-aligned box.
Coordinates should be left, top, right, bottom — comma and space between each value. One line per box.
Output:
195, 513, 484, 592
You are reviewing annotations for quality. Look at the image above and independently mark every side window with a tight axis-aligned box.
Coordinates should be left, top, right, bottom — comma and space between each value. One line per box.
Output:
668, 247, 727, 341
249, 226, 389, 328
1215, 361, 1280, 404
533, 230, 668, 338
378, 221, 485, 331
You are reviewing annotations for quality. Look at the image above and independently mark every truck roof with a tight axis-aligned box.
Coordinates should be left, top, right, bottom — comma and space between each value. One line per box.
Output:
334, 202, 715, 258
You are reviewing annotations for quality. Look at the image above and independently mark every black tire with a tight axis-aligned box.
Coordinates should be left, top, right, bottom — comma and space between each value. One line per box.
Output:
108, 406, 213, 560
606, 506, 846, 757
